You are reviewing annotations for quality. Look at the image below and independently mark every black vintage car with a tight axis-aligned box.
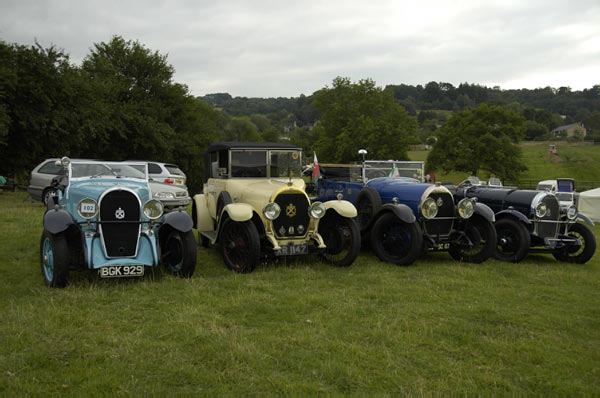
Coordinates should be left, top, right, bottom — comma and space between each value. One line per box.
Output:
453, 184, 596, 263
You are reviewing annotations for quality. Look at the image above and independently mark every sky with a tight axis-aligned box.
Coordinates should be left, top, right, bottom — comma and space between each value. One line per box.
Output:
1, 0, 599, 98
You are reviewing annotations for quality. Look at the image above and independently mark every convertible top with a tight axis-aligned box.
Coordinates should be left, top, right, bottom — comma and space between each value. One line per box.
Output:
206, 142, 302, 152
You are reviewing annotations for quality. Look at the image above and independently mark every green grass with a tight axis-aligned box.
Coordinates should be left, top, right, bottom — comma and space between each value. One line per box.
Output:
409, 141, 600, 185
1, 192, 600, 393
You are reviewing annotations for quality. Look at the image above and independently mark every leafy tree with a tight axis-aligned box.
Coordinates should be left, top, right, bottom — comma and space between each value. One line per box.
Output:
524, 120, 549, 140
225, 116, 261, 142
312, 77, 417, 163
427, 104, 526, 180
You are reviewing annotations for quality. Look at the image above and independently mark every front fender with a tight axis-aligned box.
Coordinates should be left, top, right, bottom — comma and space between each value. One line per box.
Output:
473, 202, 495, 223
223, 203, 254, 222
43, 208, 75, 234
496, 209, 531, 224
377, 203, 416, 224
577, 213, 595, 227
161, 211, 193, 233
193, 194, 214, 231
323, 200, 357, 218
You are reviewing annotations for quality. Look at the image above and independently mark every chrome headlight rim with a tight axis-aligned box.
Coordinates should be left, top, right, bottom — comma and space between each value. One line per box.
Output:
309, 201, 326, 219
143, 199, 164, 220
567, 204, 577, 220
457, 198, 475, 219
262, 202, 281, 220
77, 198, 98, 220
535, 202, 547, 218
421, 197, 438, 219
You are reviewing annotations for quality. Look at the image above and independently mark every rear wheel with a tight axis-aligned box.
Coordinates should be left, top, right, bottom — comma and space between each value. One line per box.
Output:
370, 212, 422, 266
40, 229, 69, 288
162, 229, 197, 277
494, 218, 530, 263
552, 222, 596, 264
356, 187, 381, 233
220, 218, 260, 273
318, 213, 360, 267
449, 216, 496, 263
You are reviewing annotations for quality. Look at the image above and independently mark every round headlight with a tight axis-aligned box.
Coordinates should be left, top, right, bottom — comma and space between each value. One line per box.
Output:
143, 199, 164, 220
309, 202, 326, 219
535, 202, 547, 218
77, 198, 98, 219
60, 156, 71, 167
153, 191, 175, 200
567, 204, 577, 220
262, 202, 281, 220
421, 197, 438, 219
457, 198, 475, 219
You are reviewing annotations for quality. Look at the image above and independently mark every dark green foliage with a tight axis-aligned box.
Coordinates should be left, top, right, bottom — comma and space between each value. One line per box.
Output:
427, 104, 526, 180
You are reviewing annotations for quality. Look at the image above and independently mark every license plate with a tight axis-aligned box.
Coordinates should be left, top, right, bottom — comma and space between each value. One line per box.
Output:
99, 265, 145, 278
428, 242, 451, 251
275, 244, 308, 256
175, 179, 183, 185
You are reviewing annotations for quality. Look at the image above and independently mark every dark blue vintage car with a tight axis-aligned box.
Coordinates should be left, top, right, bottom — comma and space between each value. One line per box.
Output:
453, 180, 596, 263
40, 157, 197, 287
316, 155, 497, 265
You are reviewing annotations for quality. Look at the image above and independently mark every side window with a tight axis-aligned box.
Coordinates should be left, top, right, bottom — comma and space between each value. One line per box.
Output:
147, 163, 162, 174
210, 152, 219, 178
38, 161, 65, 175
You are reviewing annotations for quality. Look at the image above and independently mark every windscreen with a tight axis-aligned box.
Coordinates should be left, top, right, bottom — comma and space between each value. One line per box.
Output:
70, 162, 147, 179
231, 150, 267, 177
270, 150, 302, 178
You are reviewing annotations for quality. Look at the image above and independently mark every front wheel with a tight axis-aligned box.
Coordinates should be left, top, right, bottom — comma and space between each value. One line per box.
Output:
220, 218, 260, 273
552, 222, 597, 264
494, 218, 530, 263
318, 213, 360, 267
370, 212, 423, 266
449, 216, 496, 263
162, 229, 197, 277
40, 229, 69, 288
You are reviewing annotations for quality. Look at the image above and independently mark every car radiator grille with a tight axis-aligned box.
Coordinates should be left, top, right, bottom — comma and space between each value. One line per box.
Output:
100, 190, 141, 257
422, 192, 454, 237
536, 195, 560, 238
273, 193, 310, 238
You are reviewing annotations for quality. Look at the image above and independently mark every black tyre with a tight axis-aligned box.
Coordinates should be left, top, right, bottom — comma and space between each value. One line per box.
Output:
43, 188, 57, 208
318, 213, 360, 267
216, 192, 232, 223
40, 229, 69, 288
162, 229, 197, 277
356, 187, 381, 233
552, 222, 597, 264
370, 212, 423, 266
449, 215, 497, 263
494, 218, 530, 263
220, 218, 260, 273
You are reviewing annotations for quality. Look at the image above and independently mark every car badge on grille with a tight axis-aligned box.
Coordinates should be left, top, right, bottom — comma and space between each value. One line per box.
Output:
546, 208, 551, 217
279, 226, 286, 236
288, 226, 295, 234
115, 207, 125, 220
298, 224, 305, 234
436, 198, 443, 207
286, 203, 296, 218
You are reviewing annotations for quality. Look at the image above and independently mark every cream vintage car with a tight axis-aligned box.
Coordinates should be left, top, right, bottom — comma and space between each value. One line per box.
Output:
192, 142, 361, 273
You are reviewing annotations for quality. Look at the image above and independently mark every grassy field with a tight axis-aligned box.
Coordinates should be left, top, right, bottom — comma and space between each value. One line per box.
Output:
408, 141, 600, 185
1, 191, 599, 394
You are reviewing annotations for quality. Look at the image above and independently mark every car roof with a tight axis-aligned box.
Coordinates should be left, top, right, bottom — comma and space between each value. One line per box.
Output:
206, 142, 302, 152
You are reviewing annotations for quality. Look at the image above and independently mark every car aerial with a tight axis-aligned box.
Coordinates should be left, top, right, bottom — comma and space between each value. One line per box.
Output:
316, 150, 497, 265
28, 158, 191, 211
191, 142, 361, 273
40, 157, 197, 287
453, 180, 596, 263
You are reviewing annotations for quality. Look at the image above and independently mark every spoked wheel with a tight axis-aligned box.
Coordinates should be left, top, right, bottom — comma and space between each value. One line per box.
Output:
370, 212, 422, 266
220, 218, 260, 273
162, 229, 197, 277
449, 216, 496, 263
40, 229, 69, 288
494, 218, 530, 263
318, 213, 360, 267
552, 222, 597, 264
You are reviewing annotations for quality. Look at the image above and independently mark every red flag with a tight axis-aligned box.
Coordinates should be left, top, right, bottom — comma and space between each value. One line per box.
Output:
312, 152, 320, 184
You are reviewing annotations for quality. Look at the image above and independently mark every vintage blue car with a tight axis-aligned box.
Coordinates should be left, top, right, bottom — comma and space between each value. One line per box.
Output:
40, 157, 197, 287
316, 153, 497, 265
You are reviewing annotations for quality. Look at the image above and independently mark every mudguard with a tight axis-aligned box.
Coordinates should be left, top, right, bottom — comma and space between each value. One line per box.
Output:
43, 208, 75, 234
193, 194, 214, 231
473, 202, 495, 223
576, 213, 595, 227
223, 203, 254, 222
162, 211, 193, 233
495, 209, 531, 224
377, 203, 416, 224
323, 200, 357, 218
